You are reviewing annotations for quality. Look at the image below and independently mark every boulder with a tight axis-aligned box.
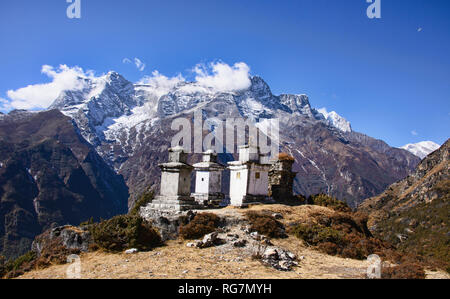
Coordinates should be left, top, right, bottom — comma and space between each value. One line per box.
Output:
261, 246, 298, 271
32, 225, 92, 257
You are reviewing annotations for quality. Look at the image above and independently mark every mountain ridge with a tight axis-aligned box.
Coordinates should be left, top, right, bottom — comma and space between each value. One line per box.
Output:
46, 71, 420, 208
359, 139, 449, 269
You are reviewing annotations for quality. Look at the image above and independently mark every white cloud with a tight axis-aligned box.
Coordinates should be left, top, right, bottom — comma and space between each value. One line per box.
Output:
411, 130, 418, 136
137, 70, 185, 97
193, 62, 251, 93
4, 65, 93, 110
0, 61, 252, 112
123, 57, 146, 71
137, 61, 252, 94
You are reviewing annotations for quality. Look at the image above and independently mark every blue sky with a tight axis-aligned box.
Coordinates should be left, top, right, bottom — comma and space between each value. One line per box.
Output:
0, 0, 449, 147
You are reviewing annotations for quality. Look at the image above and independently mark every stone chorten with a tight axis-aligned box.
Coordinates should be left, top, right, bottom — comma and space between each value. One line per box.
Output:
192, 149, 225, 208
227, 144, 273, 207
269, 153, 297, 202
146, 146, 199, 213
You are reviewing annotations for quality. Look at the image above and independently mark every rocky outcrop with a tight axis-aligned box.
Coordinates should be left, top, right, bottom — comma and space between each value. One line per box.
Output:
261, 246, 298, 271
141, 210, 197, 241
32, 225, 92, 257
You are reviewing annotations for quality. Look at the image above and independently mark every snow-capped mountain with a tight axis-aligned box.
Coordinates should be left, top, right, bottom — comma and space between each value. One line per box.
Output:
49, 73, 351, 164
43, 71, 419, 208
401, 141, 441, 159
317, 108, 352, 133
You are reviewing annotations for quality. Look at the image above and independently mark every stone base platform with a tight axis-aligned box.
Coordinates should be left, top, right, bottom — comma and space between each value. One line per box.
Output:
231, 195, 275, 207
143, 195, 202, 215
192, 193, 224, 208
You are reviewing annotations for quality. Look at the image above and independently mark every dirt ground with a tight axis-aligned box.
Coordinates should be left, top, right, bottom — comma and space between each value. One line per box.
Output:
17, 205, 450, 279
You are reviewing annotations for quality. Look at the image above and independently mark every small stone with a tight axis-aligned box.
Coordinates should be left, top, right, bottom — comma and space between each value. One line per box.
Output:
182, 270, 189, 274
227, 234, 239, 240
233, 239, 247, 248
242, 226, 251, 234
125, 248, 138, 254
285, 251, 296, 260
199, 232, 222, 248
272, 213, 283, 220
250, 231, 264, 240
278, 260, 291, 271
262, 239, 273, 246
263, 247, 278, 259
405, 228, 414, 234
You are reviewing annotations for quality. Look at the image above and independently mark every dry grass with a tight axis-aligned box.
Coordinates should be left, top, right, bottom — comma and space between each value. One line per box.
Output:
15, 204, 450, 279
18, 239, 368, 279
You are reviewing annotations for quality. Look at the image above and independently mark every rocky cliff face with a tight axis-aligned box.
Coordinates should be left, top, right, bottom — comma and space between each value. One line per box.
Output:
0, 110, 129, 259
47, 73, 420, 209
359, 139, 449, 267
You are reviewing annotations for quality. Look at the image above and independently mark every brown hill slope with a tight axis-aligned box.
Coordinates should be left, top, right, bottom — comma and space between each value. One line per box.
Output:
0, 110, 129, 260
359, 139, 449, 270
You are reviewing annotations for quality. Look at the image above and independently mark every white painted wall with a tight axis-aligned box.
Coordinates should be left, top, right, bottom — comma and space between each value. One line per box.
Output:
160, 172, 180, 196
195, 171, 210, 194
248, 166, 269, 196
160, 169, 191, 196
195, 170, 222, 195
178, 169, 191, 196
229, 168, 248, 206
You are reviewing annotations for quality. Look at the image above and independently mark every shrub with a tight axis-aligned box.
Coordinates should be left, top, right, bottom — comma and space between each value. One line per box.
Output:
129, 188, 154, 216
179, 213, 221, 240
90, 214, 161, 252
278, 152, 295, 162
0, 255, 5, 278
2, 251, 37, 278
309, 194, 352, 212
382, 262, 426, 279
7, 251, 36, 272
295, 194, 308, 205
292, 223, 343, 246
246, 211, 286, 238
290, 212, 392, 260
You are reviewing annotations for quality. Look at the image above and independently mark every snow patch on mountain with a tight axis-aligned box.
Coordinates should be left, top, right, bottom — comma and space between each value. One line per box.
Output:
401, 141, 440, 159
317, 108, 352, 133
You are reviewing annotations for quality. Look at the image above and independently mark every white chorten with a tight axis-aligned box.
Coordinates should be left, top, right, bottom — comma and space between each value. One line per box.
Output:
227, 145, 272, 207
192, 149, 225, 207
